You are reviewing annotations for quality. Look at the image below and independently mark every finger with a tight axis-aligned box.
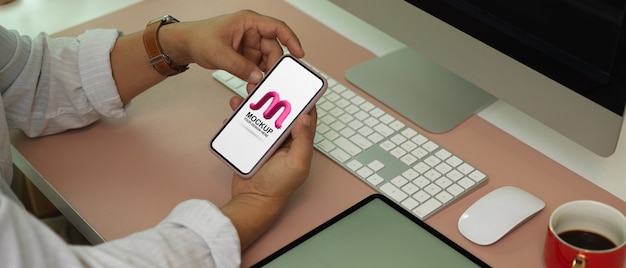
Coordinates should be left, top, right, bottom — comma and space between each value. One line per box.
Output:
246, 83, 256, 94
287, 113, 316, 164
216, 46, 265, 84
251, 13, 304, 58
229, 95, 244, 110
260, 38, 286, 70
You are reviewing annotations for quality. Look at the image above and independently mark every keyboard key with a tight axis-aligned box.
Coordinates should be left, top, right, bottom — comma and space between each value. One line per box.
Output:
414, 162, 430, 174
338, 113, 354, 124
379, 140, 396, 151
413, 176, 431, 188
390, 147, 407, 159
401, 128, 417, 138
354, 111, 369, 121
358, 125, 374, 137
374, 124, 394, 137
345, 104, 360, 114
367, 174, 384, 186
316, 123, 331, 134
435, 149, 452, 160
457, 163, 475, 174
367, 132, 384, 144
401, 183, 420, 195
424, 183, 442, 196
329, 148, 350, 163
357, 166, 374, 178
401, 169, 419, 180
411, 148, 429, 159
400, 154, 418, 165
446, 170, 464, 181
339, 127, 355, 138
422, 141, 439, 152
380, 183, 408, 202
389, 120, 406, 131
436, 191, 453, 204
351, 134, 373, 149
316, 139, 336, 152
335, 137, 361, 156
401, 197, 419, 210
370, 108, 385, 118
324, 130, 340, 141
469, 170, 487, 182
425, 155, 441, 167
346, 160, 363, 171
412, 134, 429, 145
446, 156, 463, 167
330, 107, 345, 117
350, 95, 366, 105
368, 160, 385, 172
400, 140, 418, 152
435, 162, 453, 174
413, 190, 431, 203
348, 120, 364, 130
341, 89, 355, 99
335, 99, 350, 108
435, 177, 453, 189
318, 101, 335, 111
390, 134, 407, 145
391, 176, 408, 187
379, 114, 395, 124
413, 199, 442, 218
360, 101, 375, 111
458, 177, 476, 189
447, 184, 465, 197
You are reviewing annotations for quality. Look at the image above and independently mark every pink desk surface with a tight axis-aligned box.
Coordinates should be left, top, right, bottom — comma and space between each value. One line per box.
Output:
10, 0, 626, 267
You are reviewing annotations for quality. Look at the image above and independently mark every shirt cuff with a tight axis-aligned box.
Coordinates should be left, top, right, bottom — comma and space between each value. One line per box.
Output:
160, 199, 241, 267
77, 29, 126, 118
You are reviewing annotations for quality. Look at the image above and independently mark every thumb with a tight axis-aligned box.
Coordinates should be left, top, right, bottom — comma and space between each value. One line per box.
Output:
287, 114, 315, 161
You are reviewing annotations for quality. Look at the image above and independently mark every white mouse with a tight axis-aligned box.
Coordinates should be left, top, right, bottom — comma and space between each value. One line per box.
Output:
458, 186, 545, 246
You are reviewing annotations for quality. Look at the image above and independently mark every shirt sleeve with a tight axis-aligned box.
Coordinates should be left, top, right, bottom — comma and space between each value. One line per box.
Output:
0, 26, 126, 137
0, 190, 241, 268
72, 200, 241, 268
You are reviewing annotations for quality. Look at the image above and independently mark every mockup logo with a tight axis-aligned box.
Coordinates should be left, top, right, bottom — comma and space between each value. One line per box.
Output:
249, 91, 292, 129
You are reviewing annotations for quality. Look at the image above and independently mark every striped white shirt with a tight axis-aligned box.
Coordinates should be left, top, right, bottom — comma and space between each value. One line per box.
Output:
0, 26, 240, 268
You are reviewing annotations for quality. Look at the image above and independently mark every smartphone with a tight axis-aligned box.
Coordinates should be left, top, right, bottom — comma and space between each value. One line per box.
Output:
210, 55, 327, 178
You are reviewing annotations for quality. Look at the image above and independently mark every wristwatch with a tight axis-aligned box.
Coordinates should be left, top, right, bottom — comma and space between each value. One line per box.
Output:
143, 15, 189, 76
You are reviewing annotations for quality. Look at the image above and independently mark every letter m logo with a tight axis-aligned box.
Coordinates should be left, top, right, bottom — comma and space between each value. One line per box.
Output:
249, 91, 292, 129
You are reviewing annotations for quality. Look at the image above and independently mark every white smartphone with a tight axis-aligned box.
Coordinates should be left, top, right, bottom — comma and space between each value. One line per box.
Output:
210, 55, 328, 178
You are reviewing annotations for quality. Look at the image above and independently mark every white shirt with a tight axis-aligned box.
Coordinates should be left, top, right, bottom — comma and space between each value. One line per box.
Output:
0, 26, 241, 267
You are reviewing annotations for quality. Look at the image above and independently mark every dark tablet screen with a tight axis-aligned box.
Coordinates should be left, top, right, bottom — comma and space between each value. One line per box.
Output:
252, 194, 489, 267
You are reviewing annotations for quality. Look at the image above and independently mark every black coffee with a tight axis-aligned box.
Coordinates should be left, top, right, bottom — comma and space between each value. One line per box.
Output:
558, 230, 617, 250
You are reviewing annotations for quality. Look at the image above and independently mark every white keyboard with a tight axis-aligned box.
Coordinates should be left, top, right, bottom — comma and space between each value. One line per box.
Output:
212, 64, 487, 220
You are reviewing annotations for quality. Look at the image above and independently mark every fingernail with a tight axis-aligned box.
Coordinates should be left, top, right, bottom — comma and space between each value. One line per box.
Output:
301, 116, 311, 127
248, 70, 262, 84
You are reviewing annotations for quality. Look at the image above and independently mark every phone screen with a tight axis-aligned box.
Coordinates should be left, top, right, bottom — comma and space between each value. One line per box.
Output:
211, 56, 326, 176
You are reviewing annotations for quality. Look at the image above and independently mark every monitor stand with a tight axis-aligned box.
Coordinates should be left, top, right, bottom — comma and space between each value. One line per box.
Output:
345, 47, 496, 133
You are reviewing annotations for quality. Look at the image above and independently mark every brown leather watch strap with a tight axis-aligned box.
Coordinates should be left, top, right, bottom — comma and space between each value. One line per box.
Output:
143, 15, 188, 76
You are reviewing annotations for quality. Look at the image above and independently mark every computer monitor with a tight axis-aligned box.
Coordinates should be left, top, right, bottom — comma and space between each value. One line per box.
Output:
331, 0, 626, 157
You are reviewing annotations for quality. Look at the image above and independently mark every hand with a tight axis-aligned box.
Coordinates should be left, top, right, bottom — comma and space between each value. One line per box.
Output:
220, 95, 317, 250
228, 95, 317, 202
161, 10, 305, 84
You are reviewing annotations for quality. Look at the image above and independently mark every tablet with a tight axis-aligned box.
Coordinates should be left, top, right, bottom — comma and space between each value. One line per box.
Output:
252, 194, 490, 267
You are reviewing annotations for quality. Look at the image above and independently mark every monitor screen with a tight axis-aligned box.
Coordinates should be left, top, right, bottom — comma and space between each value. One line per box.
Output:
330, 0, 626, 156
407, 0, 626, 115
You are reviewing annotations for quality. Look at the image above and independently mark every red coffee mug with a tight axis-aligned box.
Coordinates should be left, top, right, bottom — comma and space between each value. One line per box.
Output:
544, 200, 626, 268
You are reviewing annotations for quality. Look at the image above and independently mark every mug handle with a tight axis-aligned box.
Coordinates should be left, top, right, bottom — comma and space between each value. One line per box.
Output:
572, 254, 586, 268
